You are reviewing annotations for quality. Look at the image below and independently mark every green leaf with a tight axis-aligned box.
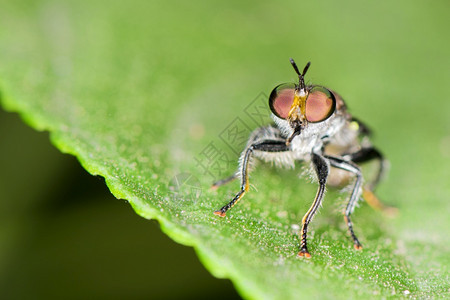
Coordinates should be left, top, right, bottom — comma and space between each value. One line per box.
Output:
1, 0, 449, 298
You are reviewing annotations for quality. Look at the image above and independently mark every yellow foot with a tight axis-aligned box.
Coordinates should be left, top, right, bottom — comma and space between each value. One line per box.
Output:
298, 249, 312, 258
213, 210, 226, 217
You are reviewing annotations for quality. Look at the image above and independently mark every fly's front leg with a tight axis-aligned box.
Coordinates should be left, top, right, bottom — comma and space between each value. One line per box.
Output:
298, 153, 329, 258
326, 156, 363, 249
213, 140, 289, 217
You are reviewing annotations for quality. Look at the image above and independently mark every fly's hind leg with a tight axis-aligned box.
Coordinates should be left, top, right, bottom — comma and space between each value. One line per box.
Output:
213, 140, 289, 217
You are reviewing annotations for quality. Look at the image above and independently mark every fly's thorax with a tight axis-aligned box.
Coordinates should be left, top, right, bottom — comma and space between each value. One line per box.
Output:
290, 135, 323, 159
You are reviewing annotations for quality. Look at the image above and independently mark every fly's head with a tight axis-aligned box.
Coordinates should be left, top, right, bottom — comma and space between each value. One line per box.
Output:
269, 59, 340, 145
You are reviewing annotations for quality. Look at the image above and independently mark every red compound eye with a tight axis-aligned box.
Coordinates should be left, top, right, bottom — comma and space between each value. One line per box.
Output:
305, 86, 336, 122
269, 83, 296, 119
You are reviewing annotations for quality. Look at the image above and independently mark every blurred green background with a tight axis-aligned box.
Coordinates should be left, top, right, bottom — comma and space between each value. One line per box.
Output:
0, 0, 449, 298
0, 108, 239, 299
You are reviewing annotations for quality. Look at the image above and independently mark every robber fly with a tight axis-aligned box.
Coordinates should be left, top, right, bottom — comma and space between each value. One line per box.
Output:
212, 58, 390, 258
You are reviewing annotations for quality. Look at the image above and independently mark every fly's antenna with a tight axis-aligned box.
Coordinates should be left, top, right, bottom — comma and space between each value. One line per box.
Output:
289, 58, 311, 91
